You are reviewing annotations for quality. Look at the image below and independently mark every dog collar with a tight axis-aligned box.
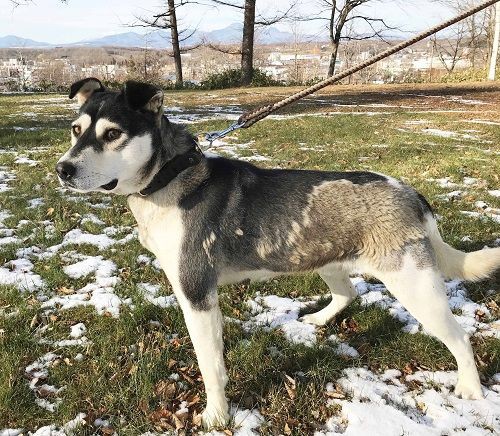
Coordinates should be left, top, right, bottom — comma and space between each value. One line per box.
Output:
138, 145, 203, 196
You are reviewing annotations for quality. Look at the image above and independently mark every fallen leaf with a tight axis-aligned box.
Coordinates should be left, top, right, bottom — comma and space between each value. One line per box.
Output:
284, 374, 296, 400
155, 380, 176, 399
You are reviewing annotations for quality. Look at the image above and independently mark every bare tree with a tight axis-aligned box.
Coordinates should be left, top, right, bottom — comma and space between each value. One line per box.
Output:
132, 0, 200, 87
433, 0, 492, 69
299, 0, 398, 77
430, 23, 470, 73
207, 0, 295, 85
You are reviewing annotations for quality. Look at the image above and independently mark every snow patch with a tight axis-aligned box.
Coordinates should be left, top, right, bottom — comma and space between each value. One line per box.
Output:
69, 323, 87, 339
317, 367, 500, 435
241, 295, 317, 346
0, 258, 45, 291
137, 282, 177, 308
14, 155, 38, 166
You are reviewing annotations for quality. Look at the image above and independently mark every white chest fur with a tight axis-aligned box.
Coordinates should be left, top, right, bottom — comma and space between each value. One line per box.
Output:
128, 195, 184, 289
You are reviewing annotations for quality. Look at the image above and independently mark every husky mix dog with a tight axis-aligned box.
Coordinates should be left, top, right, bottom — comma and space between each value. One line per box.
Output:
57, 78, 500, 428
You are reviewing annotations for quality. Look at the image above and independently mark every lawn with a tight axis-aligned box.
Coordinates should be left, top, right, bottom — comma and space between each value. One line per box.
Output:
0, 82, 499, 435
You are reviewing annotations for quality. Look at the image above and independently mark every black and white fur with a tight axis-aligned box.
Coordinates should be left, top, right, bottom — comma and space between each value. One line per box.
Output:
57, 78, 500, 429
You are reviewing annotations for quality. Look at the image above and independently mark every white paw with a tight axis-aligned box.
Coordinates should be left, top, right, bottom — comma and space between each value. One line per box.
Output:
202, 405, 230, 430
454, 382, 484, 400
300, 313, 327, 326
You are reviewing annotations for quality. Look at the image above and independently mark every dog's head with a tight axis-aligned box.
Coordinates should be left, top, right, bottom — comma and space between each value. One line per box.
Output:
57, 78, 174, 195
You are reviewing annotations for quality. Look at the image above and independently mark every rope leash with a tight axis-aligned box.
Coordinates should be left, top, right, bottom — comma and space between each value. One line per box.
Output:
205, 0, 499, 145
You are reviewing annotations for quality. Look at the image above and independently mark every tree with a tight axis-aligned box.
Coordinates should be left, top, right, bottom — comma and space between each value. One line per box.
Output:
433, 0, 492, 69
489, 2, 500, 79
300, 0, 397, 77
133, 0, 200, 87
207, 0, 295, 85
430, 23, 470, 73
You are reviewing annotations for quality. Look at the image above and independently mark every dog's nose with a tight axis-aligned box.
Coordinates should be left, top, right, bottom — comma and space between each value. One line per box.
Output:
56, 161, 76, 181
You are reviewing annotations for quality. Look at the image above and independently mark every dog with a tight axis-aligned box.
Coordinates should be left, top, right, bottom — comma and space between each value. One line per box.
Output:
57, 78, 500, 429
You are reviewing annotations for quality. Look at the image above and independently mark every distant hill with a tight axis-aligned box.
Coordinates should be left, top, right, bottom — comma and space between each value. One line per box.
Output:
0, 35, 52, 48
0, 23, 308, 49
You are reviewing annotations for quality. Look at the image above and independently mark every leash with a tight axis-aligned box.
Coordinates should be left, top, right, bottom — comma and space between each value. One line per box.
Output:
205, 0, 499, 145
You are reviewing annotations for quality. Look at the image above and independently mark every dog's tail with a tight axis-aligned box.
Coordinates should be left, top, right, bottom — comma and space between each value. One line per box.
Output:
426, 216, 500, 281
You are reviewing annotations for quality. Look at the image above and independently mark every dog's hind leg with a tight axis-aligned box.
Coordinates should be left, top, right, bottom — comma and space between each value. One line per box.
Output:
301, 265, 356, 326
377, 255, 483, 400
174, 289, 229, 429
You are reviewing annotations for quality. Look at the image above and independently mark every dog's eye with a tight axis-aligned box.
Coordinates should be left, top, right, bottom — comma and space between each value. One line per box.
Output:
72, 125, 81, 136
104, 129, 122, 142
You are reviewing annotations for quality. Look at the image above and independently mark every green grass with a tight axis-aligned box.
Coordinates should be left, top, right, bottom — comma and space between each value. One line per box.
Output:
0, 84, 499, 434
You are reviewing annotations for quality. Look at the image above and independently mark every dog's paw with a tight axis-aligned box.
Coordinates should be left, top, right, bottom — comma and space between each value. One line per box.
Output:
300, 312, 327, 326
202, 405, 230, 430
454, 382, 484, 400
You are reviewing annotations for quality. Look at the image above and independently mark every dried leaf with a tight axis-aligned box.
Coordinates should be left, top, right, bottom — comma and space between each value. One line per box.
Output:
475, 309, 486, 321
30, 314, 39, 328
284, 374, 296, 400
340, 317, 358, 333
155, 380, 176, 399
326, 391, 345, 399
128, 364, 138, 375
46, 207, 55, 216
173, 413, 185, 430
192, 412, 202, 427
101, 426, 115, 435
284, 422, 292, 435
57, 286, 74, 295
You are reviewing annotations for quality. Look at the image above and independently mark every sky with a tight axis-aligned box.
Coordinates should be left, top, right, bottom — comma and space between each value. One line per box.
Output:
0, 0, 456, 44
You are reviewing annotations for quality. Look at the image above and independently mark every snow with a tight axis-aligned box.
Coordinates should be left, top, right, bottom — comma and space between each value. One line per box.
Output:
241, 295, 317, 346
0, 257, 45, 291
426, 175, 486, 190
42, 254, 127, 317
24, 352, 64, 413
200, 138, 271, 163
69, 323, 87, 338
328, 335, 360, 358
316, 367, 500, 436
27, 197, 44, 209
63, 255, 116, 279
137, 282, 177, 308
488, 190, 500, 197
422, 128, 484, 141
14, 155, 38, 166
202, 406, 264, 436
80, 213, 105, 226
0, 166, 16, 192
28, 413, 87, 436
436, 190, 462, 201
461, 201, 500, 224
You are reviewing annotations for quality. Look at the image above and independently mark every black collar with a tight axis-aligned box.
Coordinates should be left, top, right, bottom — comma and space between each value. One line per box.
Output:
138, 145, 204, 196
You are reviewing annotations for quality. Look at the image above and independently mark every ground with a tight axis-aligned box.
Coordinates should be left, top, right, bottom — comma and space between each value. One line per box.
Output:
0, 81, 499, 435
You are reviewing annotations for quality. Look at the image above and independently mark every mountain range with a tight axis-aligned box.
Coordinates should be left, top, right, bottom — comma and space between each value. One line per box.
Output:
0, 23, 320, 49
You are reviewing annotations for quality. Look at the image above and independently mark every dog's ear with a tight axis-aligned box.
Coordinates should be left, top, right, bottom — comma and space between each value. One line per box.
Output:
69, 77, 104, 106
123, 81, 164, 117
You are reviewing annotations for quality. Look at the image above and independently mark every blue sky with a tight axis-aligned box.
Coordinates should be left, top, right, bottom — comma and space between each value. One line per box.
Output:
0, 0, 454, 44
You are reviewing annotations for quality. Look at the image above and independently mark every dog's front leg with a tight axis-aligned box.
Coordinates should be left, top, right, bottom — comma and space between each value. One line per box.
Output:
174, 288, 229, 429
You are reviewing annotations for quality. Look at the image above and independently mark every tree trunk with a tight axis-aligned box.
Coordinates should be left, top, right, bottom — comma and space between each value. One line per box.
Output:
241, 0, 256, 86
168, 0, 183, 87
328, 41, 339, 76
488, 2, 500, 80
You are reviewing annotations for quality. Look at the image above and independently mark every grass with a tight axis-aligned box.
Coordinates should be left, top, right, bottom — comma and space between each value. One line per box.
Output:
0, 82, 499, 435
